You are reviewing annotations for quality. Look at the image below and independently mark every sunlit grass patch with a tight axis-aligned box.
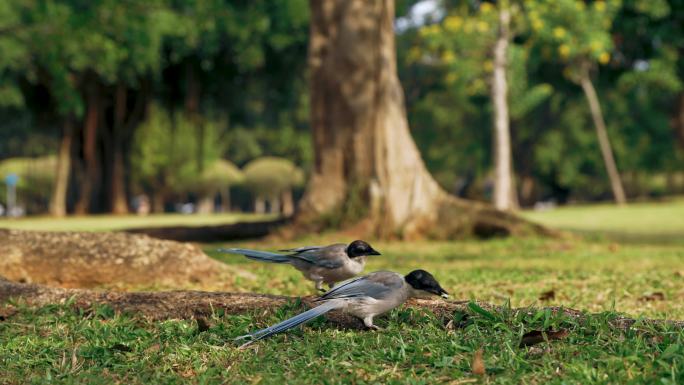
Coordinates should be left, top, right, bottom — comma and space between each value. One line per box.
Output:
0, 212, 272, 232
208, 237, 684, 320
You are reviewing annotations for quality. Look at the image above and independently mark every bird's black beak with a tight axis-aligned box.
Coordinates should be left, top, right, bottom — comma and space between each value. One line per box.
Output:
368, 248, 381, 256
434, 288, 449, 299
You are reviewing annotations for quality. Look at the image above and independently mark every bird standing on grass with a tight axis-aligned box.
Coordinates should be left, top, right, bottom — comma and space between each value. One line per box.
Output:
235, 269, 448, 347
218, 240, 381, 291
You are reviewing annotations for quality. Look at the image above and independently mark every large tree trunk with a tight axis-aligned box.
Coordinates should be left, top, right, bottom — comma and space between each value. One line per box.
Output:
297, 0, 546, 238
49, 119, 73, 217
579, 64, 627, 205
492, 5, 515, 211
74, 87, 100, 215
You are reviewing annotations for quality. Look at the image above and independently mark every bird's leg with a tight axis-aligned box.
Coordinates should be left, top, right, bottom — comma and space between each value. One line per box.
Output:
363, 316, 381, 331
315, 280, 325, 293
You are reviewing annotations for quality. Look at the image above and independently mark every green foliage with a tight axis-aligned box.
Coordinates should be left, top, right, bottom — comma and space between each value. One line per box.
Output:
131, 104, 226, 195
191, 159, 244, 195
0, 0, 28, 108
399, 0, 684, 201
242, 156, 304, 199
527, 0, 621, 74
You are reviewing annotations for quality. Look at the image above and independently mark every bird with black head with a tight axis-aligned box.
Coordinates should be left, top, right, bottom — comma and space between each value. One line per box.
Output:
219, 240, 381, 291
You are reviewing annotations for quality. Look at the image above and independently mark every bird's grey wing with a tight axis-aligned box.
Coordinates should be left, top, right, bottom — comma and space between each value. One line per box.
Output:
319, 271, 402, 300
279, 245, 324, 253
288, 244, 346, 269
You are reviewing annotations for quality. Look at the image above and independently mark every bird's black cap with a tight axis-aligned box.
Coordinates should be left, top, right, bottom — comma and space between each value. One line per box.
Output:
405, 269, 449, 298
346, 240, 381, 258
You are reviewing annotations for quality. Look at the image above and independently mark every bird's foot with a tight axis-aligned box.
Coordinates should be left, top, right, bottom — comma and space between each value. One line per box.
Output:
367, 324, 382, 331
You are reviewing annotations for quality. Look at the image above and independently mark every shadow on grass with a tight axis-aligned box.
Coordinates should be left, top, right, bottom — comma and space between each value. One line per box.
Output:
124, 218, 289, 243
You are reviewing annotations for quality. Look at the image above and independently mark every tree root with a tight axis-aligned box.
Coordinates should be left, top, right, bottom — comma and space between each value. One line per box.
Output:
1, 277, 681, 331
429, 196, 561, 239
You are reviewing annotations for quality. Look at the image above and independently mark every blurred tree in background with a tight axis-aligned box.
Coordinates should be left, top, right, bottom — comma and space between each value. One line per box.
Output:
243, 156, 303, 216
0, 0, 683, 216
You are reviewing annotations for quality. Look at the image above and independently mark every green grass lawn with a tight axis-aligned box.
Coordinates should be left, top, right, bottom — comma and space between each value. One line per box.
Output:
208, 237, 684, 320
521, 197, 684, 244
0, 212, 272, 232
2, 200, 684, 383
1, 301, 681, 384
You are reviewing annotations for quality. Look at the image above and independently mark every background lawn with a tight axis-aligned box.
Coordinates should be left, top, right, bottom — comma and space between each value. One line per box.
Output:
0, 212, 272, 232
521, 197, 684, 245
2, 200, 683, 384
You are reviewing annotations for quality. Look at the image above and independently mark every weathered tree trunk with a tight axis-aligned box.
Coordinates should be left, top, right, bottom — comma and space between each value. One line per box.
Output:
220, 188, 231, 212
492, 4, 514, 211
282, 189, 294, 216
49, 119, 73, 217
152, 189, 165, 213
673, 92, 684, 150
297, 0, 546, 238
254, 197, 265, 214
110, 84, 129, 214
270, 196, 281, 214
197, 195, 214, 214
185, 62, 206, 176
579, 64, 627, 205
74, 87, 100, 215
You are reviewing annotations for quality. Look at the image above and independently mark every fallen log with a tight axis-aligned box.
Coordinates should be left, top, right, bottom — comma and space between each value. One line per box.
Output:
1, 277, 682, 331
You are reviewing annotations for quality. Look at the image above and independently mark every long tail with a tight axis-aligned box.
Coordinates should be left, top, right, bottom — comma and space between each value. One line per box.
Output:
235, 301, 342, 347
218, 248, 291, 264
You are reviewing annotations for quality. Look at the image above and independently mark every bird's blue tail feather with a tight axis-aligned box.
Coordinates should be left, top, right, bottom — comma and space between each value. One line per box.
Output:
218, 248, 291, 263
236, 301, 341, 347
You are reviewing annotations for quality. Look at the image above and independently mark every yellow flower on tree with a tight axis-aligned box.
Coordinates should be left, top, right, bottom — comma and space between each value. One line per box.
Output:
595, 1, 606, 11
441, 50, 456, 63
477, 21, 489, 33
484, 60, 494, 71
532, 19, 544, 31
407, 47, 421, 63
590, 41, 603, 52
553, 27, 566, 39
480, 3, 494, 13
444, 16, 463, 32
558, 44, 571, 58
598, 52, 610, 64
